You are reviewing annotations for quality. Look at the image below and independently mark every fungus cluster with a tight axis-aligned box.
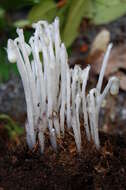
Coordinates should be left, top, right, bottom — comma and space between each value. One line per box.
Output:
7, 18, 119, 153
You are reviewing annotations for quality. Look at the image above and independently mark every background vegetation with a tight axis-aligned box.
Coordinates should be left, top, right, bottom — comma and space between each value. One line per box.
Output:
1, 0, 126, 81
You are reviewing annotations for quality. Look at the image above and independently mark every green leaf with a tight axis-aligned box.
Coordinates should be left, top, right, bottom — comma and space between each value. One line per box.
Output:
28, 0, 57, 23
62, 0, 87, 47
95, 0, 124, 6
56, 0, 72, 29
81, 0, 94, 19
92, 0, 126, 24
13, 19, 30, 28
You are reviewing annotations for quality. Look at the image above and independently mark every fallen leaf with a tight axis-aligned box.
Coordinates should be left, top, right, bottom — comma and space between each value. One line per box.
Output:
86, 29, 110, 64
88, 44, 126, 91
116, 71, 126, 91
90, 29, 110, 55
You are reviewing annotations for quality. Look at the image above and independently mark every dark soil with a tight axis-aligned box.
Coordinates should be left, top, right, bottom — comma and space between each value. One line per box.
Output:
0, 125, 126, 190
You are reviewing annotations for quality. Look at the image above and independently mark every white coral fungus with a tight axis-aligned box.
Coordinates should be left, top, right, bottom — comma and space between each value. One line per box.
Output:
7, 18, 119, 153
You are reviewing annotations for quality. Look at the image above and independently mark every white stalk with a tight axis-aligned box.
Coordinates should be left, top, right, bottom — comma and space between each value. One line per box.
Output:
48, 121, 57, 151
8, 39, 36, 148
96, 43, 113, 93
38, 131, 45, 153
60, 43, 67, 135
75, 93, 81, 152
71, 114, 81, 153
53, 111, 60, 138
66, 65, 71, 129
97, 77, 119, 111
16, 30, 39, 126
82, 66, 90, 140
89, 89, 100, 149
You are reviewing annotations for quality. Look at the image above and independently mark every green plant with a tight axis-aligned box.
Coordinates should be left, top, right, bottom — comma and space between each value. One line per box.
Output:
0, 114, 24, 140
27, 0, 126, 47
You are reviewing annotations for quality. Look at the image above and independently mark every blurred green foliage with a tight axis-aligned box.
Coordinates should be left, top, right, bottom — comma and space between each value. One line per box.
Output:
0, 0, 126, 82
0, 0, 38, 10
28, 0, 126, 47
91, 0, 126, 24
62, 0, 87, 47
28, 0, 57, 23
0, 114, 24, 140
0, 47, 18, 82
1, 0, 126, 45
0, 7, 5, 29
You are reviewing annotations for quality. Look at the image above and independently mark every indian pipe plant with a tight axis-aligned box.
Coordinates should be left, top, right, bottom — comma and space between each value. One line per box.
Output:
7, 18, 119, 153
